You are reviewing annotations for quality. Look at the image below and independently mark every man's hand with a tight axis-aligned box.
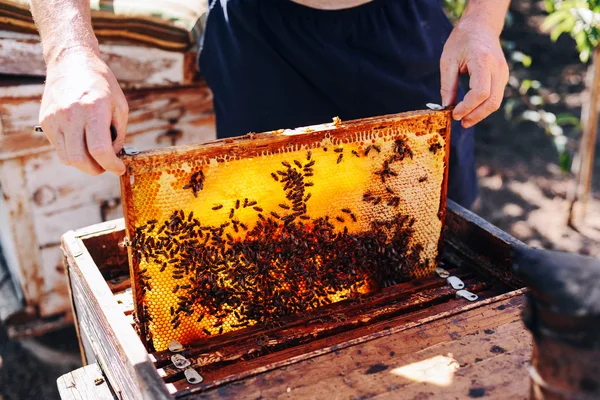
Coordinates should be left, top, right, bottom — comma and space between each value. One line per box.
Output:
440, 1, 510, 129
40, 48, 128, 175
31, 0, 128, 176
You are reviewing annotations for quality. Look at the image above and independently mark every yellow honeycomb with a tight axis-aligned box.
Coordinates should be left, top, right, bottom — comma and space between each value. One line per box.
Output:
120, 110, 451, 351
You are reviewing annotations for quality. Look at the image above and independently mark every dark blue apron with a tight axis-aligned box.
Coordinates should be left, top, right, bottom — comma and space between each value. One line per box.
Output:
198, 0, 477, 208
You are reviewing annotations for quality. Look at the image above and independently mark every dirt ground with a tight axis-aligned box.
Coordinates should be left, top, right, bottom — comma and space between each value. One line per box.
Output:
1, 1, 599, 399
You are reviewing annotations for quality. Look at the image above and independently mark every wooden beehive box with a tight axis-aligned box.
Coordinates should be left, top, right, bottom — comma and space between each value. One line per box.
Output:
60, 200, 531, 400
0, 80, 216, 334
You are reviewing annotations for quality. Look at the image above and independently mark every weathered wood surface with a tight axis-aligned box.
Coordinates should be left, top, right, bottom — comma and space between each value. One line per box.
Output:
0, 31, 198, 88
57, 363, 116, 400
445, 200, 526, 288
192, 295, 530, 400
0, 156, 43, 305
64, 224, 172, 400
0, 82, 215, 321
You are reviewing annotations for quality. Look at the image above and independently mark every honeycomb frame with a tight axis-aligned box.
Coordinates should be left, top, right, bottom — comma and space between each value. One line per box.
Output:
119, 109, 452, 351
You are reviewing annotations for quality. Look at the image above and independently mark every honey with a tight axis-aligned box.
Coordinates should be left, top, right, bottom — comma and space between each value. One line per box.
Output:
120, 110, 451, 351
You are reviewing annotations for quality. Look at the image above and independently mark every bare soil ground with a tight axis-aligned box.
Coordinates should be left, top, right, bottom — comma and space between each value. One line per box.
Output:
0, 1, 598, 399
475, 0, 600, 256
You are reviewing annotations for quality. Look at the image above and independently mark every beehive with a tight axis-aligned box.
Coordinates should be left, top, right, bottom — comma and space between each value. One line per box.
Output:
119, 110, 452, 351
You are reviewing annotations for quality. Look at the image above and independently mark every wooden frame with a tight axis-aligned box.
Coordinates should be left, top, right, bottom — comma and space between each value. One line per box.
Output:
0, 31, 199, 89
61, 200, 528, 399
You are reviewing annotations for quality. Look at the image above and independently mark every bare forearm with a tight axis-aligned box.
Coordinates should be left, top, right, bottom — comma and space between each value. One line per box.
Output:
30, 0, 99, 65
458, 0, 511, 37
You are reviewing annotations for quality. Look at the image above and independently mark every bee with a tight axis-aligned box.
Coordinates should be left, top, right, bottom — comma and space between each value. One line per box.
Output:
337, 154, 343, 164
373, 144, 381, 153
212, 204, 223, 210
304, 193, 312, 202
253, 206, 263, 212
351, 150, 360, 157
279, 203, 290, 210
271, 173, 279, 181
282, 161, 291, 168
307, 150, 312, 160
341, 208, 351, 214
418, 176, 428, 183
197, 314, 205, 322
364, 145, 372, 156
294, 160, 303, 168
336, 216, 345, 223
271, 211, 281, 219
386, 187, 394, 194
334, 148, 343, 153
236, 199, 240, 209
305, 182, 314, 187
350, 213, 357, 222
247, 200, 258, 207
229, 208, 235, 219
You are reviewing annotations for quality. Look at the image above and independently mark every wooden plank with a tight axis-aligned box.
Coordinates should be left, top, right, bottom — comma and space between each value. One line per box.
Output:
63, 228, 171, 400
0, 83, 215, 318
445, 200, 525, 288
0, 82, 215, 160
39, 244, 71, 317
0, 157, 42, 305
57, 363, 117, 400
162, 280, 491, 386
0, 31, 196, 88
191, 295, 529, 399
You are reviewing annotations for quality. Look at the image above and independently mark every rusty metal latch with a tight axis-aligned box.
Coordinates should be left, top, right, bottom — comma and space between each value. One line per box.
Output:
168, 340, 184, 353
435, 267, 450, 279
456, 290, 479, 302
184, 368, 203, 384
447, 276, 465, 290
426, 103, 444, 110
171, 354, 191, 369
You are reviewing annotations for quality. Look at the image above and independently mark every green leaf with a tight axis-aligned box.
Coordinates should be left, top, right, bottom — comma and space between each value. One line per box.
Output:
556, 113, 581, 127
559, 151, 572, 173
543, 9, 572, 32
580, 46, 591, 62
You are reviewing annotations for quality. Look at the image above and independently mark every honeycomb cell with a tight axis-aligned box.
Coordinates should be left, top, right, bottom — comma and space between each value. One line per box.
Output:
120, 110, 451, 351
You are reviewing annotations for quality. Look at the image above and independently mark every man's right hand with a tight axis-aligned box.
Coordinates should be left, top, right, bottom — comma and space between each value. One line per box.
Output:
39, 48, 128, 176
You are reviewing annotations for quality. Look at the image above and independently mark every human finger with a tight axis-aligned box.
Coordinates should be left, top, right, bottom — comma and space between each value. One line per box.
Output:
453, 59, 492, 121
85, 108, 125, 175
461, 62, 508, 128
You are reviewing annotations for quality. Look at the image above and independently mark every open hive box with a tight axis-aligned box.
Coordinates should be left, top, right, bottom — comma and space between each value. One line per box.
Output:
61, 111, 527, 400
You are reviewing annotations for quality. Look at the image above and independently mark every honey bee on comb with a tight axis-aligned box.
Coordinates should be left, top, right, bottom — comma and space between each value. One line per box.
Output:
120, 110, 451, 351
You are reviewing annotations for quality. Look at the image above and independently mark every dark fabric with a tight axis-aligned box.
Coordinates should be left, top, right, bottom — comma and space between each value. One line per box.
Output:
199, 0, 478, 208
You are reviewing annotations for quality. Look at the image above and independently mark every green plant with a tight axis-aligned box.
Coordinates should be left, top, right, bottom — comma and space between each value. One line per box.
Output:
442, 0, 466, 23
543, 0, 600, 62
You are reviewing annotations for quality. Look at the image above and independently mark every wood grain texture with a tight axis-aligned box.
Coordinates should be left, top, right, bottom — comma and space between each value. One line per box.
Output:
63, 226, 172, 400
57, 363, 117, 400
0, 157, 42, 305
0, 31, 197, 88
0, 82, 215, 320
192, 295, 530, 400
445, 200, 526, 288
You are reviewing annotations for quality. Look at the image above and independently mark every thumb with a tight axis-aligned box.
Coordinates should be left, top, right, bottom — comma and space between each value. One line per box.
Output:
440, 56, 459, 107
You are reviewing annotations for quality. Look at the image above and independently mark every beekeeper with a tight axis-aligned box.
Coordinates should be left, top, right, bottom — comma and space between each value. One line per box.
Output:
30, 0, 509, 208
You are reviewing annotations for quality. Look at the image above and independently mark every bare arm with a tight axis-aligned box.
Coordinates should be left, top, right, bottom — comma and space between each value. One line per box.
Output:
440, 0, 511, 128
31, 0, 128, 175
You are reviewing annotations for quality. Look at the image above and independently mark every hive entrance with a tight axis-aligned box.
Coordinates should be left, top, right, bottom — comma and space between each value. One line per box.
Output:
120, 110, 451, 352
